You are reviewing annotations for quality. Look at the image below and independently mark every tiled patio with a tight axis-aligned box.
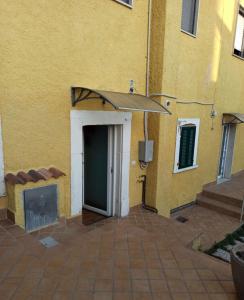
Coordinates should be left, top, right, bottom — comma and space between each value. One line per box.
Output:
171, 204, 240, 251
0, 205, 239, 300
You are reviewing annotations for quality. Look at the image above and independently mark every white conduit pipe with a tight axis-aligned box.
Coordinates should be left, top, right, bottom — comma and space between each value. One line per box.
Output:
150, 93, 177, 99
144, 0, 152, 142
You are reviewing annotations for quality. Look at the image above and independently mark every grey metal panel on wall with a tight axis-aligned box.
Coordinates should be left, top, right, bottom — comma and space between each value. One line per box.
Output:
24, 185, 58, 232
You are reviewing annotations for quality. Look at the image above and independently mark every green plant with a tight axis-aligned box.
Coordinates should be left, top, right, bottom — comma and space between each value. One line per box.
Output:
236, 227, 244, 237
225, 233, 236, 245
205, 225, 244, 262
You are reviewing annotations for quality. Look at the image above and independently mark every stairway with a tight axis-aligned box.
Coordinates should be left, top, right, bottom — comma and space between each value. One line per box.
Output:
196, 172, 244, 219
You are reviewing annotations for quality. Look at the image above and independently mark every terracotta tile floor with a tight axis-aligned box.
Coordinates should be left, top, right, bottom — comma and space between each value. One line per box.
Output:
0, 205, 240, 299
171, 204, 240, 250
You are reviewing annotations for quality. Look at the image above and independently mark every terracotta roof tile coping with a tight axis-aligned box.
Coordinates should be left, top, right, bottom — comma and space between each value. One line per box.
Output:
38, 168, 53, 180
5, 167, 65, 185
17, 172, 35, 183
28, 170, 46, 182
49, 167, 65, 179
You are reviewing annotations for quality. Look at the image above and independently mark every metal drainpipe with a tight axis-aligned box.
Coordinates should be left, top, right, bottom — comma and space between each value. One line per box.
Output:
144, 0, 152, 141
139, 0, 158, 213
138, 175, 158, 213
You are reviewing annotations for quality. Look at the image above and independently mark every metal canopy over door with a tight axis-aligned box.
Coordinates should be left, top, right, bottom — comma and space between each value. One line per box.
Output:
83, 125, 113, 216
71, 87, 171, 114
218, 124, 236, 181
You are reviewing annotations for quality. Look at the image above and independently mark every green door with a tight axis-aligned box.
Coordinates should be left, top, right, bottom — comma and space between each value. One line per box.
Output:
83, 125, 111, 215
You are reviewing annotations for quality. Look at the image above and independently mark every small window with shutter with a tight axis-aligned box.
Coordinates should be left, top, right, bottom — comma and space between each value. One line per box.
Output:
174, 119, 200, 173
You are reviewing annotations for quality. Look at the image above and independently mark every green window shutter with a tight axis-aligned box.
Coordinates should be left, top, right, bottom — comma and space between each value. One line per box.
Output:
179, 125, 196, 169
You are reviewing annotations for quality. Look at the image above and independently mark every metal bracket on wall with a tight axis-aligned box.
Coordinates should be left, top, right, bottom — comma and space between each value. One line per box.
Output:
71, 87, 104, 107
222, 113, 244, 125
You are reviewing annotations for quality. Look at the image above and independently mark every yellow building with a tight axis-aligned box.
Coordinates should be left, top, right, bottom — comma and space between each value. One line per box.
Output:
147, 0, 244, 216
0, 0, 243, 230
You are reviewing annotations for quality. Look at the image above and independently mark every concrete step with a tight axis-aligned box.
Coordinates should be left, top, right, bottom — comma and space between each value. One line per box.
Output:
201, 189, 243, 208
196, 195, 242, 219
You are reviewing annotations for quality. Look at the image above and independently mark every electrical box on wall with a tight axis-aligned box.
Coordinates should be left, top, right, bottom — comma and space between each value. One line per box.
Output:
139, 140, 154, 163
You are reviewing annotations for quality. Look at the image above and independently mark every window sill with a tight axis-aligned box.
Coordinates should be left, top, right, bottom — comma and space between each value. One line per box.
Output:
181, 29, 197, 38
173, 164, 198, 174
113, 0, 133, 9
232, 53, 244, 61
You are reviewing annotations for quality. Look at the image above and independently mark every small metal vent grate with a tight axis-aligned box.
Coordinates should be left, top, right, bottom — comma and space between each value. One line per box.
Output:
24, 185, 58, 232
175, 216, 188, 223
39, 236, 59, 248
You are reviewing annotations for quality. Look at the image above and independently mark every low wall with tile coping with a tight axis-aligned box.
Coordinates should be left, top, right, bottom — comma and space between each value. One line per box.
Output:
6, 177, 66, 229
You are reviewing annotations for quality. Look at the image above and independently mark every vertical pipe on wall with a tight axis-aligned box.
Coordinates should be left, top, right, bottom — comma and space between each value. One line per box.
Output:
139, 0, 157, 213
144, 0, 152, 142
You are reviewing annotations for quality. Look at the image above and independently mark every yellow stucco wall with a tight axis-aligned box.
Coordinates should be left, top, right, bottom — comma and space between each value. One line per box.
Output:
0, 0, 149, 215
0, 0, 243, 220
148, 0, 244, 216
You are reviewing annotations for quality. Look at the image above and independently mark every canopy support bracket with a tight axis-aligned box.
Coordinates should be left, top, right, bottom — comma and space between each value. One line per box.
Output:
71, 87, 118, 109
222, 113, 244, 125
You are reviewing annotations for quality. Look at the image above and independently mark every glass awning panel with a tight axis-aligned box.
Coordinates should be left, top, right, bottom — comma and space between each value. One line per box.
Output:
71, 87, 171, 114
223, 113, 244, 124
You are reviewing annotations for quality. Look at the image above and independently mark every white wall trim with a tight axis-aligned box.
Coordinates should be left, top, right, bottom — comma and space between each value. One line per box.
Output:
173, 118, 200, 174
70, 110, 132, 217
0, 119, 5, 196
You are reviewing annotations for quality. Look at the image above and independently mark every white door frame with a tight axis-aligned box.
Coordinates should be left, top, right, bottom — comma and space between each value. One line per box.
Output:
218, 124, 229, 179
218, 123, 236, 180
70, 110, 132, 217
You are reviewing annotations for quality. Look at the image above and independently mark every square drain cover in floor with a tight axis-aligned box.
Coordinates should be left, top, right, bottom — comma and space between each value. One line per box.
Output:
39, 236, 59, 248
176, 216, 188, 223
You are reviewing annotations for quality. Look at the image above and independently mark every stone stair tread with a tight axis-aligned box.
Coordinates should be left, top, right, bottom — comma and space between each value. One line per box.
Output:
202, 189, 243, 201
197, 195, 241, 216
201, 190, 243, 208
203, 189, 242, 201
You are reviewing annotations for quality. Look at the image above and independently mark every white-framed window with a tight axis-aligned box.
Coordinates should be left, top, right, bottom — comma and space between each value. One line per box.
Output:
233, 5, 244, 59
174, 119, 200, 173
181, 0, 200, 36
0, 119, 5, 196
114, 0, 133, 8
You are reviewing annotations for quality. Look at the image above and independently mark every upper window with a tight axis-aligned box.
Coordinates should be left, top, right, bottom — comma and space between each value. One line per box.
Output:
174, 119, 200, 173
114, 0, 133, 7
234, 5, 244, 59
181, 0, 199, 36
